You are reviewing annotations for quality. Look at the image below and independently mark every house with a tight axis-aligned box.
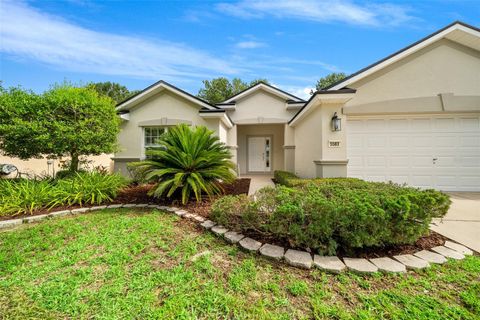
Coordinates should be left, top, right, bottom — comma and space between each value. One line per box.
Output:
0, 154, 113, 178
113, 21, 480, 191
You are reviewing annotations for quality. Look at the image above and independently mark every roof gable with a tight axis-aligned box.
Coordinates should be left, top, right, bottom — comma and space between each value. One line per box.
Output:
327, 21, 480, 91
116, 80, 217, 111
221, 82, 305, 104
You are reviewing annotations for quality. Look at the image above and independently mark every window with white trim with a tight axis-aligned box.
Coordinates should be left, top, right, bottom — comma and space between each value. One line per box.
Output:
144, 127, 166, 157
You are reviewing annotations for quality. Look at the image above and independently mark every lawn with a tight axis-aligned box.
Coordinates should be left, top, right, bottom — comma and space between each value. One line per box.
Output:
0, 209, 478, 319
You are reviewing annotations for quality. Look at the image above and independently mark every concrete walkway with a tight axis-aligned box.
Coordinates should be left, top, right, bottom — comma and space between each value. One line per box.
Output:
430, 192, 480, 253
243, 175, 275, 196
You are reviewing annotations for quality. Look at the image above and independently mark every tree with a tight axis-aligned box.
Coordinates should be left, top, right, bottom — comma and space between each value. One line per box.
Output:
315, 72, 347, 91
87, 81, 140, 103
0, 86, 48, 159
197, 77, 269, 104
0, 84, 120, 172
128, 124, 235, 204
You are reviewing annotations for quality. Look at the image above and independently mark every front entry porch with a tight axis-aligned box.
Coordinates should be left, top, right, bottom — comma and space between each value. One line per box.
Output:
235, 124, 286, 176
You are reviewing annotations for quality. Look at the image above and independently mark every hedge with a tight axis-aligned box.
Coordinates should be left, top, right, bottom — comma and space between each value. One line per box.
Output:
212, 175, 451, 255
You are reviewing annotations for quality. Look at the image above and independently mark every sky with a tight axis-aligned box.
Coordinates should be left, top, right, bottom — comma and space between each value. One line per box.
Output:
1, 0, 479, 99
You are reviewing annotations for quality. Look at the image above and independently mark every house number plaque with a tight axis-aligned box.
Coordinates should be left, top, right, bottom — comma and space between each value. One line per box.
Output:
328, 140, 341, 148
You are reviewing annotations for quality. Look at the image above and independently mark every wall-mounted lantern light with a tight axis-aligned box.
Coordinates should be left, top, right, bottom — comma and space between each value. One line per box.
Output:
331, 112, 341, 131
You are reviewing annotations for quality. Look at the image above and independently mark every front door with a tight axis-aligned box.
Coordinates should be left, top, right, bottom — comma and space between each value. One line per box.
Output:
248, 137, 271, 172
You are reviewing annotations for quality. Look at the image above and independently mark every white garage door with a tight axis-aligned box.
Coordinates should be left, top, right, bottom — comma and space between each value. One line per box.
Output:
347, 114, 480, 191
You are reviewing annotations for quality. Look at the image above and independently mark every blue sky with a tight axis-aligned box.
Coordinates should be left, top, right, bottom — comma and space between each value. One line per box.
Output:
1, 0, 479, 99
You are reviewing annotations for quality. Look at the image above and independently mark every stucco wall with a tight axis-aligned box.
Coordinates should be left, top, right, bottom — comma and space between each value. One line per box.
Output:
236, 124, 284, 175
115, 90, 220, 160
224, 89, 297, 175
114, 90, 223, 176
346, 39, 480, 111
0, 154, 113, 178
293, 103, 346, 178
227, 89, 297, 124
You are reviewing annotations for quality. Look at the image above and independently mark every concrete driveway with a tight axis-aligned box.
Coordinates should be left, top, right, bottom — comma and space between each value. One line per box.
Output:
430, 192, 480, 253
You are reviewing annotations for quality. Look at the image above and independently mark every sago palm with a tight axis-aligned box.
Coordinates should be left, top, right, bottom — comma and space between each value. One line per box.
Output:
128, 124, 236, 204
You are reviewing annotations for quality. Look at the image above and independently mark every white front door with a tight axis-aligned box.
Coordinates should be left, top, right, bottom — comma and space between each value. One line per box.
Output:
347, 114, 480, 191
248, 137, 271, 172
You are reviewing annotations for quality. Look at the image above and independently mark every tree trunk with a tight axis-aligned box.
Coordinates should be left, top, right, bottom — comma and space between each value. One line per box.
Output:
70, 153, 79, 172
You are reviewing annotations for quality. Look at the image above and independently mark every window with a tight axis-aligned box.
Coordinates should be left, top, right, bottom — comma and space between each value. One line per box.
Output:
144, 127, 166, 157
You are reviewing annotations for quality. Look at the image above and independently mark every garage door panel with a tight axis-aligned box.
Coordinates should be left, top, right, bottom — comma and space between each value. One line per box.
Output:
347, 114, 480, 191
411, 118, 432, 131
367, 136, 387, 147
390, 136, 409, 147
460, 117, 480, 131
461, 157, 480, 166
436, 175, 457, 189
434, 118, 456, 130
411, 175, 435, 188
367, 156, 387, 167
347, 120, 364, 132
412, 156, 433, 167
460, 176, 480, 187
366, 119, 386, 130
348, 135, 363, 147
436, 157, 456, 167
389, 119, 409, 131
435, 136, 457, 147
413, 136, 433, 147
460, 136, 480, 147
348, 156, 364, 167
390, 156, 409, 167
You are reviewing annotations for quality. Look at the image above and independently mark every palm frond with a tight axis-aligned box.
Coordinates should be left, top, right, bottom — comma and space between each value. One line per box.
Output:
128, 124, 236, 204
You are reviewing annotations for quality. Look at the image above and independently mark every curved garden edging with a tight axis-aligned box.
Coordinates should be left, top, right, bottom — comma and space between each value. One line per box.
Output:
0, 204, 474, 274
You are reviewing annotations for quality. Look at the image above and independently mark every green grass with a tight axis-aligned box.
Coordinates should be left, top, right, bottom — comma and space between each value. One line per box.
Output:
0, 209, 478, 319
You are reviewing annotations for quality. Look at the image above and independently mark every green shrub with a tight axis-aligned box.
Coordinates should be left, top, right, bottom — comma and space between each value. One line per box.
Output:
128, 124, 235, 204
0, 172, 128, 216
211, 180, 451, 255
274, 170, 369, 188
52, 172, 128, 206
0, 179, 55, 215
274, 170, 300, 187
55, 169, 86, 180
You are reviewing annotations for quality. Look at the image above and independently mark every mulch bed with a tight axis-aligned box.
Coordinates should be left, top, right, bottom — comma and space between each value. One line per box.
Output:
341, 231, 448, 259
112, 178, 250, 208
0, 178, 250, 221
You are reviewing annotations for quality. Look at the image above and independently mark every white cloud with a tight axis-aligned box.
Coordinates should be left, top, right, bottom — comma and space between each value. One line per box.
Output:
269, 83, 313, 99
235, 41, 267, 49
289, 86, 315, 99
0, 1, 239, 80
217, 0, 413, 26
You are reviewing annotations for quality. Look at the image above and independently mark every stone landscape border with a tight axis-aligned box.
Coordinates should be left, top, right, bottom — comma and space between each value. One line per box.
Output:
0, 204, 475, 274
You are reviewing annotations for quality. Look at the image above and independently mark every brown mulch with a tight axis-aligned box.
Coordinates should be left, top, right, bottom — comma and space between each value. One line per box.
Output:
339, 231, 448, 259
112, 178, 250, 208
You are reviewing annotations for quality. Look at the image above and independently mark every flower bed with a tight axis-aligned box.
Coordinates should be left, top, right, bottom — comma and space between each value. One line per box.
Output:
0, 176, 250, 220
211, 171, 451, 256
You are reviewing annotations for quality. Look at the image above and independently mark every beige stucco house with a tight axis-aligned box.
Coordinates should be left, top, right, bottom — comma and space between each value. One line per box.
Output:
114, 21, 480, 192
0, 154, 113, 178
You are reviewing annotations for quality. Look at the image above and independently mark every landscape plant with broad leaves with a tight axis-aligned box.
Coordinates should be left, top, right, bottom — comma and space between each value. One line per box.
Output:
128, 124, 236, 204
